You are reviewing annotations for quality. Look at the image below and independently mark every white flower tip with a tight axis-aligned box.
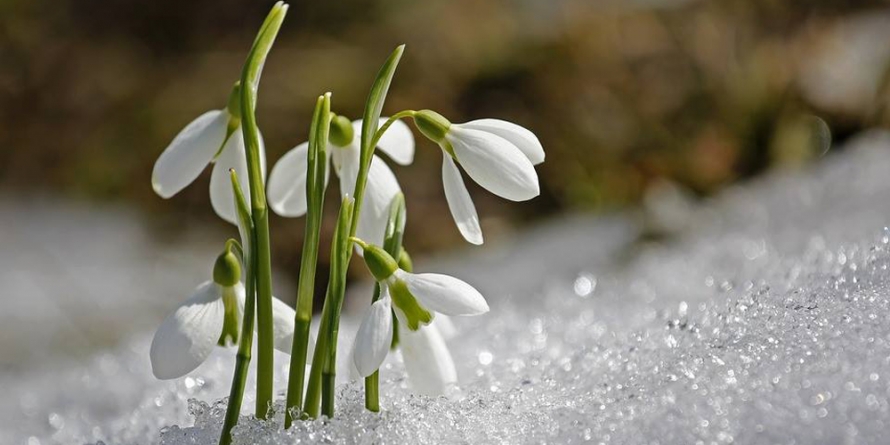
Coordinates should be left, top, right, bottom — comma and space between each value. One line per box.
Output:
462, 227, 484, 245
269, 200, 307, 218
466, 293, 489, 315
151, 178, 175, 199
353, 346, 380, 378
150, 357, 183, 380
504, 177, 540, 202
149, 331, 200, 380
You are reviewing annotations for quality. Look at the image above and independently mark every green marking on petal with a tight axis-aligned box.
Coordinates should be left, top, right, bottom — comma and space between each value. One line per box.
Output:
219, 285, 242, 347
389, 279, 433, 331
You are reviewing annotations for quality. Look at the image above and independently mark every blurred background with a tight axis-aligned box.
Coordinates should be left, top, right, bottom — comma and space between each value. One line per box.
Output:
4, 0, 890, 363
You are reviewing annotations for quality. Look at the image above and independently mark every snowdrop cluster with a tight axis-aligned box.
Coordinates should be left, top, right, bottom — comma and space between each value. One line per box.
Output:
147, 2, 543, 443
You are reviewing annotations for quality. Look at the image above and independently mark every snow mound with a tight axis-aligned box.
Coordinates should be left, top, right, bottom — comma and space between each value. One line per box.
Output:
7, 131, 890, 444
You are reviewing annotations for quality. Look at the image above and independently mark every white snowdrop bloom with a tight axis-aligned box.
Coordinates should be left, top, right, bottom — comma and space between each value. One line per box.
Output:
267, 116, 414, 247
350, 239, 487, 382
149, 251, 297, 380
151, 84, 267, 225
349, 289, 459, 396
413, 110, 544, 245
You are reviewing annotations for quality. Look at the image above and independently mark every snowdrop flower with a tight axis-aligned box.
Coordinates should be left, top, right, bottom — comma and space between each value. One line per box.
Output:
267, 115, 414, 246
149, 248, 296, 380
412, 110, 544, 245
349, 291, 458, 396
350, 238, 487, 384
151, 83, 266, 224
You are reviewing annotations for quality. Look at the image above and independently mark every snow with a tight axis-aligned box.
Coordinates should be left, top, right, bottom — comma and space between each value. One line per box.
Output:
6, 131, 890, 444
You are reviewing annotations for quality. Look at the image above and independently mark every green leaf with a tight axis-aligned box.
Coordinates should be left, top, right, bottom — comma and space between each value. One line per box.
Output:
284, 93, 331, 424
360, 45, 405, 163
239, 1, 288, 210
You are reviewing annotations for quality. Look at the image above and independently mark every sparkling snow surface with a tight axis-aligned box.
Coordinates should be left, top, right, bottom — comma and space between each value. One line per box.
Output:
7, 131, 890, 444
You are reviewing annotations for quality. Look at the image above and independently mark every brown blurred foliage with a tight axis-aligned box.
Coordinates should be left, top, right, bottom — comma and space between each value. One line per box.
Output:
2, 0, 890, 273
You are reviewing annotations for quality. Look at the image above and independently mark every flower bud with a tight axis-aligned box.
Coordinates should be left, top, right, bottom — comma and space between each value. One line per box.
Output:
414, 110, 451, 144
213, 250, 242, 287
329, 114, 355, 147
358, 242, 400, 281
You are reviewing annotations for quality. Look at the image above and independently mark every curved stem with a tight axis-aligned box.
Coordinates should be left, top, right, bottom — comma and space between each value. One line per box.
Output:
238, 1, 288, 419
224, 238, 244, 261
370, 110, 416, 149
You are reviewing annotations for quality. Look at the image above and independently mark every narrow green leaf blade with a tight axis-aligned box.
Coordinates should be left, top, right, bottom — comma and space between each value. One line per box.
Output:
360, 45, 405, 159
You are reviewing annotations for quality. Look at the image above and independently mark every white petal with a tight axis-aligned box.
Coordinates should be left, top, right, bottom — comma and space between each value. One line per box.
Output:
352, 295, 394, 377
209, 129, 267, 224
232, 282, 247, 317
333, 143, 361, 199
400, 324, 457, 396
354, 118, 415, 165
150, 281, 225, 380
460, 119, 544, 165
235, 287, 306, 357
267, 142, 310, 217
152, 110, 228, 198
271, 296, 304, 354
442, 155, 483, 245
447, 127, 539, 201
396, 270, 489, 316
432, 315, 457, 340
209, 131, 248, 224
356, 156, 403, 248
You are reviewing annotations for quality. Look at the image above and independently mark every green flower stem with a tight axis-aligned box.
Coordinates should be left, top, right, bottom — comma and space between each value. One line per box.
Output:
238, 1, 288, 419
370, 110, 416, 150
364, 193, 406, 412
302, 293, 329, 418
284, 93, 332, 428
220, 172, 257, 445
304, 45, 405, 419
364, 336, 380, 410
323, 197, 354, 417
303, 197, 354, 418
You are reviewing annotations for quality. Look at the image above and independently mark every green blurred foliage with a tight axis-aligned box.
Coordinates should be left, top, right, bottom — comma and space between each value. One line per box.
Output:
2, 0, 889, 268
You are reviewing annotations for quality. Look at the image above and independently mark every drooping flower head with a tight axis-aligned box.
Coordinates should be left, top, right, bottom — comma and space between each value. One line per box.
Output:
351, 294, 459, 396
349, 238, 487, 386
266, 115, 414, 247
412, 110, 544, 245
149, 246, 296, 380
151, 82, 266, 224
